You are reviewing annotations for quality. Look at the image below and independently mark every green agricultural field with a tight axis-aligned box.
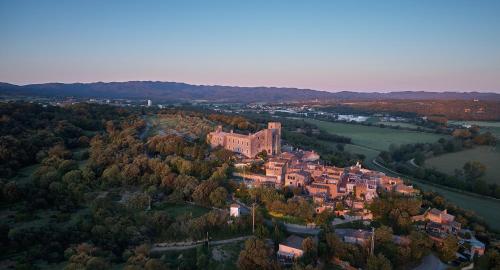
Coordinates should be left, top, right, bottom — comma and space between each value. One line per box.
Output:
307, 119, 448, 151
425, 145, 500, 184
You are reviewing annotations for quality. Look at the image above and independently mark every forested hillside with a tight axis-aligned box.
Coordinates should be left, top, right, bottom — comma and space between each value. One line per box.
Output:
0, 103, 253, 269
1, 103, 499, 269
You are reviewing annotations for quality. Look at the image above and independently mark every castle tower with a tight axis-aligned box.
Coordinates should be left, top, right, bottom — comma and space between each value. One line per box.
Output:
268, 122, 281, 155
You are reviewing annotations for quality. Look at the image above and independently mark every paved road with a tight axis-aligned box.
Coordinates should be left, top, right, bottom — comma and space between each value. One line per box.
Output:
412, 254, 448, 270
408, 158, 419, 168
151, 236, 251, 252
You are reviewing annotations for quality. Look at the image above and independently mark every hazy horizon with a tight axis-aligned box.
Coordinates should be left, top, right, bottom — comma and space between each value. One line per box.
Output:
1, 0, 500, 93
2, 79, 500, 94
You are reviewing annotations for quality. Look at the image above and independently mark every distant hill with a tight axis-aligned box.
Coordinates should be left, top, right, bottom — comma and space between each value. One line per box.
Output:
1, 81, 499, 102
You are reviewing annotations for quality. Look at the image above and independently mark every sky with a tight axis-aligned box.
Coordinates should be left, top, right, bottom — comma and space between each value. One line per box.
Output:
1, 0, 499, 92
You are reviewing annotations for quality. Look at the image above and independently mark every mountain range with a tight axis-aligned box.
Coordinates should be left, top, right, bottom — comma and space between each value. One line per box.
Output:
1, 81, 499, 103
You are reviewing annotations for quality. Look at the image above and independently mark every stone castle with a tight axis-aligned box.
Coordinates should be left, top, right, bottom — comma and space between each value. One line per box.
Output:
208, 122, 281, 158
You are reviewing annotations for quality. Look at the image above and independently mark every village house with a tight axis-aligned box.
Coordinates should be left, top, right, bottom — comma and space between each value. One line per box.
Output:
413, 208, 461, 235
378, 175, 418, 196
335, 229, 373, 246
460, 237, 486, 258
232, 172, 280, 187
230, 203, 242, 217
394, 183, 419, 196
299, 150, 320, 162
354, 181, 377, 201
315, 203, 335, 214
306, 184, 329, 197
285, 171, 311, 188
279, 151, 300, 162
427, 208, 455, 224
378, 175, 403, 191
277, 235, 315, 264
265, 158, 288, 184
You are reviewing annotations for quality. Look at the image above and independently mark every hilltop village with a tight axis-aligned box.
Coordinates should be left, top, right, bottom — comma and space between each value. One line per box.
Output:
208, 122, 486, 267
2, 103, 497, 270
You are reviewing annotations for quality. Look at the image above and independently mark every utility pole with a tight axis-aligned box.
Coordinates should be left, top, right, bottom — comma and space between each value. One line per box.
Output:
252, 202, 256, 233
207, 231, 210, 249
370, 227, 375, 256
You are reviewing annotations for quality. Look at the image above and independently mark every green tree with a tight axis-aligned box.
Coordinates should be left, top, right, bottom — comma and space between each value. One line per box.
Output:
463, 161, 486, 181
255, 225, 270, 239
408, 231, 431, 261
375, 226, 393, 244
209, 187, 228, 208
196, 246, 209, 269
477, 249, 500, 269
366, 253, 392, 270
237, 237, 276, 270
145, 258, 168, 270
438, 235, 459, 262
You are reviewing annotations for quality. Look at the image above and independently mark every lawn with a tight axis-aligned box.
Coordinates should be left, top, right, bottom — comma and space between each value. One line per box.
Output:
306, 119, 448, 151
424, 145, 500, 184
154, 203, 210, 218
